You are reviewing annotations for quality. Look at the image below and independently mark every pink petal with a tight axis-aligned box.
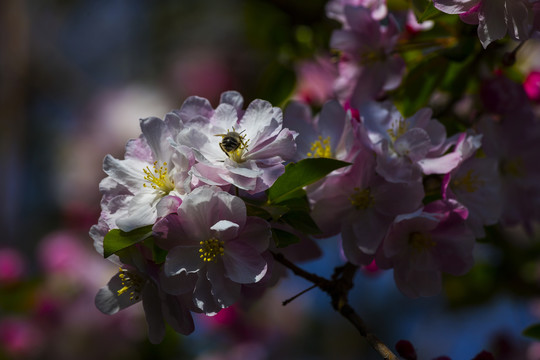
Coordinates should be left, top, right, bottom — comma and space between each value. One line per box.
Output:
222, 241, 267, 284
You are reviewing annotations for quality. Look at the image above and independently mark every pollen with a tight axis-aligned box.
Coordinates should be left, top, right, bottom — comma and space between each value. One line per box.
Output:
451, 169, 484, 193
228, 144, 249, 163
386, 118, 409, 142
349, 187, 374, 210
307, 136, 332, 158
199, 238, 225, 262
117, 268, 143, 302
408, 232, 436, 253
143, 161, 175, 193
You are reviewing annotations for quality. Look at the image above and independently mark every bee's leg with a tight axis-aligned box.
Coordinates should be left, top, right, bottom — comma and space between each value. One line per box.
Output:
219, 143, 231, 157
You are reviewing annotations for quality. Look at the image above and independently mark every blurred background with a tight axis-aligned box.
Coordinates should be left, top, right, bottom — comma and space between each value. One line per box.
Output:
1, 1, 540, 359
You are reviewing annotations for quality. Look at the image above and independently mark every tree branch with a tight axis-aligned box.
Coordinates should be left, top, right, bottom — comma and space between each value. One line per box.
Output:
271, 251, 398, 360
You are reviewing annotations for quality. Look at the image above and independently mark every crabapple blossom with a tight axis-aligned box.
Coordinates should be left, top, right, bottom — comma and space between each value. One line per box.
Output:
378, 200, 475, 298
308, 146, 424, 265
153, 186, 272, 315
358, 101, 462, 183
330, 5, 405, 105
293, 56, 337, 106
442, 134, 502, 238
326, 0, 387, 22
433, 0, 540, 48
95, 248, 196, 343
97, 115, 193, 233
173, 92, 297, 193
283, 99, 359, 163
477, 112, 540, 231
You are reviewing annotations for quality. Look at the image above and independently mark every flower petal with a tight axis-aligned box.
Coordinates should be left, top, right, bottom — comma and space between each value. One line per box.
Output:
433, 0, 480, 14
235, 217, 271, 253
141, 282, 166, 344
159, 270, 197, 295
222, 241, 267, 284
478, 1, 507, 48
193, 275, 222, 315
210, 220, 240, 241
207, 261, 241, 307
95, 272, 140, 315
165, 246, 202, 276
220, 91, 244, 111
161, 294, 195, 335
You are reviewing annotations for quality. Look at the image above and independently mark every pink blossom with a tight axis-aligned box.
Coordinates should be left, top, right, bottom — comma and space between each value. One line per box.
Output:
330, 6, 405, 105
0, 317, 43, 357
0, 248, 25, 284
442, 134, 502, 238
359, 101, 461, 183
95, 114, 192, 238
433, 0, 540, 48
326, 0, 388, 22
90, 113, 193, 261
283, 99, 359, 163
308, 147, 424, 265
95, 249, 196, 343
38, 231, 89, 274
477, 112, 540, 231
379, 200, 475, 298
293, 56, 337, 106
174, 92, 297, 194
153, 186, 272, 315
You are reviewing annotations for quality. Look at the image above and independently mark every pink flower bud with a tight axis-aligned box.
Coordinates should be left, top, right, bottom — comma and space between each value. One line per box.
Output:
524, 71, 540, 103
395, 339, 417, 360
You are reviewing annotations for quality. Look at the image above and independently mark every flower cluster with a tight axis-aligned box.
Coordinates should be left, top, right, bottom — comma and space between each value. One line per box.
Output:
92, 92, 298, 342
92, 0, 540, 346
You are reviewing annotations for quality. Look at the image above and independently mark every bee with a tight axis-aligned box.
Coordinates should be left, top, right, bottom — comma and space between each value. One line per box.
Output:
215, 129, 247, 158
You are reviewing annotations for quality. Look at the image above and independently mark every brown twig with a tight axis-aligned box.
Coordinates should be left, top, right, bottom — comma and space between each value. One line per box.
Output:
282, 284, 318, 306
271, 251, 398, 360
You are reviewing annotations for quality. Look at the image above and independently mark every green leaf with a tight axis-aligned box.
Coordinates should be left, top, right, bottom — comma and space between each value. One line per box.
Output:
276, 194, 311, 211
411, 0, 429, 18
267, 158, 350, 204
142, 238, 168, 264
272, 228, 301, 248
103, 225, 154, 258
418, 2, 440, 22
245, 202, 273, 220
281, 210, 321, 235
523, 324, 540, 340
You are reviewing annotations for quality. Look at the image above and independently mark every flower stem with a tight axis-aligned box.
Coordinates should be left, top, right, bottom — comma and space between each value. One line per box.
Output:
271, 251, 398, 360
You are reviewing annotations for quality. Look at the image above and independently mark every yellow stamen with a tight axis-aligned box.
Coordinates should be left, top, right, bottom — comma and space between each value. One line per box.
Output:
451, 169, 484, 193
386, 118, 409, 142
349, 187, 374, 210
307, 136, 332, 158
199, 238, 225, 262
143, 161, 175, 193
116, 268, 143, 301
